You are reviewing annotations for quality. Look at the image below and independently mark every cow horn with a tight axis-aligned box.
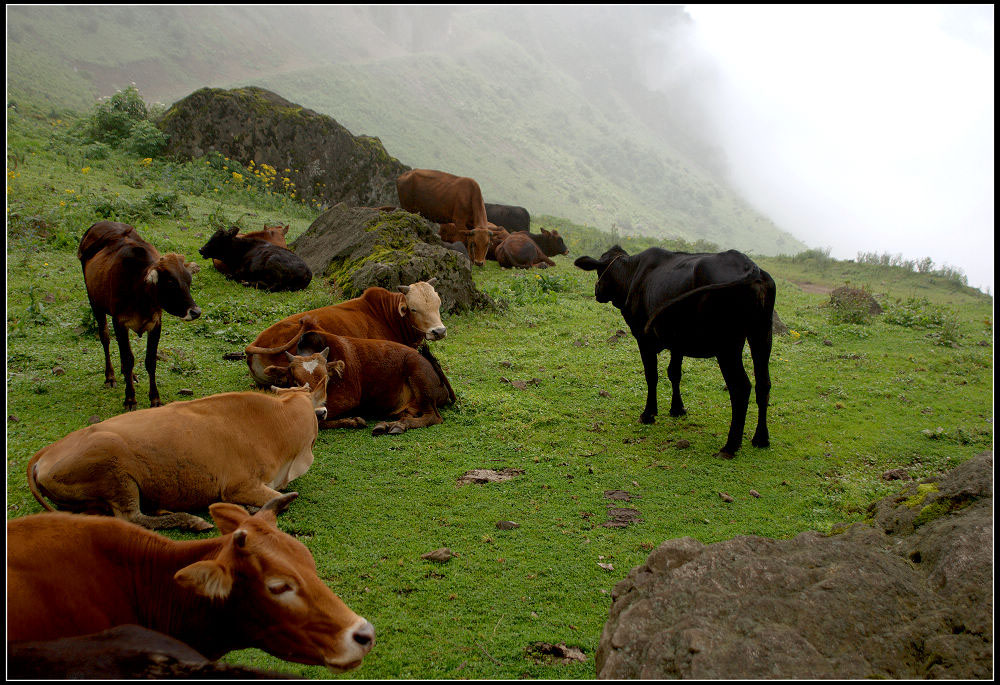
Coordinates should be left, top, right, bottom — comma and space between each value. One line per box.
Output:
426, 277, 437, 286
397, 284, 410, 294
259, 492, 299, 516
233, 529, 248, 548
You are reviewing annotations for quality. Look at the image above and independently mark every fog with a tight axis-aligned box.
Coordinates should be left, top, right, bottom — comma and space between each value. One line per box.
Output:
683, 4, 994, 292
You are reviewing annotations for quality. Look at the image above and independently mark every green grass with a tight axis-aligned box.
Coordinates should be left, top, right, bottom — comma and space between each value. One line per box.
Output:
6, 108, 993, 679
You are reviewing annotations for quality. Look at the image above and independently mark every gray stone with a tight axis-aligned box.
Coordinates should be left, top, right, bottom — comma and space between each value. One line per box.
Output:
596, 452, 993, 679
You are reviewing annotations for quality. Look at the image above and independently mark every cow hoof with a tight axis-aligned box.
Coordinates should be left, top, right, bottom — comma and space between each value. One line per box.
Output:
150, 398, 162, 408
352, 417, 367, 428
639, 413, 656, 424
714, 450, 737, 460
104, 379, 117, 388
387, 424, 405, 435
751, 437, 770, 448
669, 407, 687, 417
372, 424, 387, 436
123, 400, 138, 412
190, 518, 214, 532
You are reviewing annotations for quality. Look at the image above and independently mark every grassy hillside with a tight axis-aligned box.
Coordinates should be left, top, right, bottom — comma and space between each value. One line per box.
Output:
6, 5, 805, 256
5, 104, 993, 678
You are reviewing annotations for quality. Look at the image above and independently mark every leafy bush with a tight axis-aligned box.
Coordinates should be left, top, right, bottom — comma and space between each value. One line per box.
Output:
827, 286, 880, 325
883, 297, 948, 328
123, 120, 168, 157
85, 85, 168, 158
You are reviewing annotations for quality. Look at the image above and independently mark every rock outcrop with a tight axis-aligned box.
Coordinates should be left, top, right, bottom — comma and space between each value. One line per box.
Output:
291, 204, 492, 313
596, 452, 993, 679
159, 86, 409, 207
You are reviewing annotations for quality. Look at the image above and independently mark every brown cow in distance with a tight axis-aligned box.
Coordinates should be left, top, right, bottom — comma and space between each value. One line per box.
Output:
486, 226, 510, 261
78, 221, 201, 410
496, 232, 557, 269
397, 168, 490, 232
212, 224, 289, 275
262, 328, 450, 436
27, 385, 329, 531
7, 494, 376, 671
245, 281, 448, 389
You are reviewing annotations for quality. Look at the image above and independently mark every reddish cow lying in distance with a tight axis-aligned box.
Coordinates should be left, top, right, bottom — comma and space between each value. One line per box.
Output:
397, 168, 490, 233
496, 232, 557, 269
526, 228, 569, 257
78, 221, 201, 410
211, 223, 289, 275
486, 226, 510, 261
199, 226, 311, 291
27, 385, 328, 531
262, 329, 450, 436
7, 493, 376, 672
245, 281, 447, 387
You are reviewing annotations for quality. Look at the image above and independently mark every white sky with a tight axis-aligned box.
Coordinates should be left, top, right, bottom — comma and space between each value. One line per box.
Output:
685, 4, 994, 293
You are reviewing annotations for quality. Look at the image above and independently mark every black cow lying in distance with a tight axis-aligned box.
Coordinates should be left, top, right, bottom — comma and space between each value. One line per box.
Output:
199, 226, 312, 292
575, 246, 776, 458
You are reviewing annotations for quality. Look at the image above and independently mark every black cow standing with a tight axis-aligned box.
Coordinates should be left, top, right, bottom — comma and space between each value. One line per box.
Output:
575, 246, 776, 458
484, 203, 530, 232
199, 227, 312, 292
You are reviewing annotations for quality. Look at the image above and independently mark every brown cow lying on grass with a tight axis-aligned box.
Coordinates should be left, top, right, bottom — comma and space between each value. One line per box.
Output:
27, 385, 328, 531
262, 328, 450, 436
78, 221, 201, 410
7, 493, 376, 672
496, 231, 557, 269
245, 281, 447, 386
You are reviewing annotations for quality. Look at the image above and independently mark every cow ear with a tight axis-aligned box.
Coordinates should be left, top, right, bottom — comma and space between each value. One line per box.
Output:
185, 261, 201, 275
264, 365, 291, 383
280, 224, 290, 235
397, 284, 410, 294
574, 256, 601, 271
209, 501, 251, 534
144, 266, 159, 284
319, 347, 330, 360
542, 228, 550, 235
398, 300, 408, 317
326, 360, 345, 378
175, 560, 233, 600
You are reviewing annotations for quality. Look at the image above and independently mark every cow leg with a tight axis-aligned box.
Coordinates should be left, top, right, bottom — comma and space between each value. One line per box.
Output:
667, 351, 686, 417
715, 348, 752, 459
112, 320, 137, 411
101, 472, 212, 531
372, 409, 442, 436
320, 416, 367, 430
226, 484, 284, 513
93, 307, 116, 387
638, 341, 659, 424
748, 330, 773, 448
145, 323, 162, 407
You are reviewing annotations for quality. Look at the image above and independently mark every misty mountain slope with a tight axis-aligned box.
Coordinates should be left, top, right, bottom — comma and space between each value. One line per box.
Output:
6, 5, 805, 255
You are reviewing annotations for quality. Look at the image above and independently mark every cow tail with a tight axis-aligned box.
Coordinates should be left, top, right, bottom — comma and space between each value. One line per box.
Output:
26, 450, 55, 512
642, 274, 759, 337
420, 344, 456, 405
244, 319, 310, 355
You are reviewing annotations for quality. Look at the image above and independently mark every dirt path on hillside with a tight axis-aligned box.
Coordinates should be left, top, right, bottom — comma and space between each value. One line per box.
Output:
789, 280, 833, 295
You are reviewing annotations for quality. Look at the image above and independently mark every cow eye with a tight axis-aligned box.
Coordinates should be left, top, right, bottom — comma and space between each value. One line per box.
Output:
267, 579, 295, 595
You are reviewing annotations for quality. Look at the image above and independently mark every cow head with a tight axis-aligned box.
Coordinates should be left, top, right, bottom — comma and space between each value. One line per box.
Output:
198, 226, 240, 260
539, 228, 569, 256
262, 333, 343, 392
574, 246, 629, 305
463, 228, 493, 266
173, 493, 375, 671
145, 253, 201, 321
397, 279, 446, 341
270, 383, 329, 421
253, 224, 290, 247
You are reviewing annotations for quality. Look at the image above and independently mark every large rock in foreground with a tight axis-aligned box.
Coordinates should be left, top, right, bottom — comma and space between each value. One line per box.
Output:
291, 204, 491, 313
597, 452, 993, 679
159, 86, 408, 207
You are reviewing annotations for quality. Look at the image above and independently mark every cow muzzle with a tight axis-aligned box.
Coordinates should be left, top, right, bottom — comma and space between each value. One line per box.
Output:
426, 326, 447, 341
183, 306, 202, 321
316, 407, 328, 421
324, 618, 375, 673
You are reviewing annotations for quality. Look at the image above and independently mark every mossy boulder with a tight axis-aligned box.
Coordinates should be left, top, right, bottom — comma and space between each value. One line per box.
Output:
597, 452, 993, 679
158, 86, 408, 207
290, 204, 492, 313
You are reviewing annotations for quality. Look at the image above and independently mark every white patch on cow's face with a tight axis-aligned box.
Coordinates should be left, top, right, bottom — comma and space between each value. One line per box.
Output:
145, 268, 159, 285
301, 359, 319, 374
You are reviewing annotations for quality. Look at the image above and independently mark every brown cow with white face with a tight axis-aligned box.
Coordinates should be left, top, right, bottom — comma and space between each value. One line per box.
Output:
7, 494, 375, 672
245, 281, 447, 387
27, 385, 328, 531
78, 221, 201, 410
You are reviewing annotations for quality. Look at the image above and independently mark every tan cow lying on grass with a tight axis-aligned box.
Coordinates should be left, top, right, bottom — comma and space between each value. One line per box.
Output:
7, 493, 376, 672
27, 385, 328, 531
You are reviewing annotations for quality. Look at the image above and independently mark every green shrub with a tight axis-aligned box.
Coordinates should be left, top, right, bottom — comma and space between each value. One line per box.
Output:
124, 120, 168, 157
883, 297, 947, 328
